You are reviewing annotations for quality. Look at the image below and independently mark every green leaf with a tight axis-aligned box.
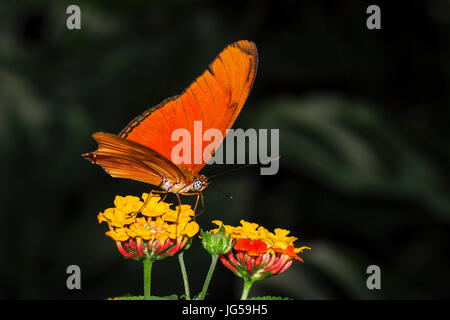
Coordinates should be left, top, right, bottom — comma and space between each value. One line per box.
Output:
112, 294, 178, 300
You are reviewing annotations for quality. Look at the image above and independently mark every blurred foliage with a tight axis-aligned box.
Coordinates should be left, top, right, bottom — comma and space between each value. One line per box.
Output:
0, 0, 449, 299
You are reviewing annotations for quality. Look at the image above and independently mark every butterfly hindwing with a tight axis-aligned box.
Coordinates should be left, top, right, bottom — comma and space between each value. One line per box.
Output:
83, 132, 185, 185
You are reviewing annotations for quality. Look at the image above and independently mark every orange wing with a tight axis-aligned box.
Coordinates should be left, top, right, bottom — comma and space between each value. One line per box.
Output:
119, 40, 258, 177
82, 132, 185, 186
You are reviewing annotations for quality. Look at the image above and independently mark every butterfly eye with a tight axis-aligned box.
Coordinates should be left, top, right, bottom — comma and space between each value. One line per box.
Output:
193, 180, 203, 191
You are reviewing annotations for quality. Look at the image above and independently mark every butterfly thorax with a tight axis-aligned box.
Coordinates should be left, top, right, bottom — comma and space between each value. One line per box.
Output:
160, 174, 208, 194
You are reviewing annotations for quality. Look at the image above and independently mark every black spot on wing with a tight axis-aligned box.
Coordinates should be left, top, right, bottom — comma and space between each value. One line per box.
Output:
228, 102, 238, 110
207, 63, 215, 76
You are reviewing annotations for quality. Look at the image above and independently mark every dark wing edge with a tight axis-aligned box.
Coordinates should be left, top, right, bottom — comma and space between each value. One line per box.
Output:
119, 95, 179, 138
118, 40, 258, 141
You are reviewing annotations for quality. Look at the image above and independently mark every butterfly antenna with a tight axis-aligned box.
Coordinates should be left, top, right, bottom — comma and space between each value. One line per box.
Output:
210, 184, 233, 200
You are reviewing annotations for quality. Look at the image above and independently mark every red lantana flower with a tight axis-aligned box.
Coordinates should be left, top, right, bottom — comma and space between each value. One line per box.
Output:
209, 220, 310, 281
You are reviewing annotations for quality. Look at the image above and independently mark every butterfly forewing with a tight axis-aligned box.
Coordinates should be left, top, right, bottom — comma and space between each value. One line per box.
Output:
119, 40, 258, 177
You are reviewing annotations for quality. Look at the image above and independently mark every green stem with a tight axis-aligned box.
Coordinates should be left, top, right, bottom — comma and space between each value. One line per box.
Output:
143, 258, 153, 300
198, 254, 219, 300
240, 278, 254, 300
178, 252, 190, 300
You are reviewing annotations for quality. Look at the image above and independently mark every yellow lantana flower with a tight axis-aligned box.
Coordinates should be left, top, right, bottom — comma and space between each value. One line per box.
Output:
114, 195, 143, 214
167, 221, 200, 239
98, 193, 199, 260
127, 217, 154, 240
100, 208, 135, 228
106, 228, 129, 241
162, 206, 195, 223
266, 228, 298, 250
141, 193, 173, 217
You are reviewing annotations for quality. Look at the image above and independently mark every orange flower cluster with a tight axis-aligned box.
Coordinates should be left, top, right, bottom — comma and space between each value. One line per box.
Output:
98, 193, 199, 260
210, 220, 310, 280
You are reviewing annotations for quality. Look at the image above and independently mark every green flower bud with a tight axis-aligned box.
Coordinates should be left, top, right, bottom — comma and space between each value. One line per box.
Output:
200, 225, 233, 255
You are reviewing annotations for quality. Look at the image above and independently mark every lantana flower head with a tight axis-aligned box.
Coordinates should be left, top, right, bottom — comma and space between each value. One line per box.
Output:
200, 225, 233, 255
98, 193, 199, 261
209, 220, 310, 281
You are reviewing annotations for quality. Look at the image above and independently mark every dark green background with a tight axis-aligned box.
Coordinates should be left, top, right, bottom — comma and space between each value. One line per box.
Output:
1, 0, 449, 299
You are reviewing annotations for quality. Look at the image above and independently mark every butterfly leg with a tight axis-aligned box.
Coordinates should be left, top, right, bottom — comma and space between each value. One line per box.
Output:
173, 192, 202, 235
192, 192, 205, 217
175, 193, 184, 237
132, 189, 166, 216
192, 192, 200, 214
197, 192, 205, 217
158, 192, 169, 203
179, 192, 205, 218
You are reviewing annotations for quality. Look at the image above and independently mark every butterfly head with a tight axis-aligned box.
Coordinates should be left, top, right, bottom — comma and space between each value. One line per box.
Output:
192, 175, 208, 192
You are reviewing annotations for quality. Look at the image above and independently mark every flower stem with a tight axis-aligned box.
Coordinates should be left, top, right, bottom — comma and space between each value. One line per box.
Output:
178, 252, 190, 300
143, 258, 153, 300
198, 254, 219, 300
240, 278, 254, 300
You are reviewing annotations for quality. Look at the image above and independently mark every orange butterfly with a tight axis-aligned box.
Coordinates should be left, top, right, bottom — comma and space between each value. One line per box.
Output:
82, 40, 258, 212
